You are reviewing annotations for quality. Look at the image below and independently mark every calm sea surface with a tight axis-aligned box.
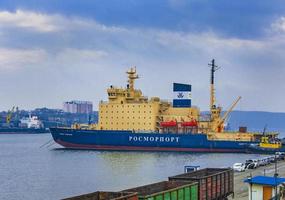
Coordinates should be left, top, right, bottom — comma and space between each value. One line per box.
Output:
0, 134, 265, 200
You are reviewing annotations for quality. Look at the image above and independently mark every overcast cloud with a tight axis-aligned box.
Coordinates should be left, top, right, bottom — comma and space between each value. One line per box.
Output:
0, 1, 285, 112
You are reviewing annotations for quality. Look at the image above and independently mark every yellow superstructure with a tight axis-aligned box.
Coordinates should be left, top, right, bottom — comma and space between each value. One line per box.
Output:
97, 67, 199, 132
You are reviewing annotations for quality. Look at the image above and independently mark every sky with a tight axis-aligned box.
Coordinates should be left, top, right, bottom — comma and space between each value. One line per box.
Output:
0, 0, 285, 112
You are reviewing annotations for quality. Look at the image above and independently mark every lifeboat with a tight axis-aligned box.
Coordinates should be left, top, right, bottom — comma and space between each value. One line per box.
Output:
160, 121, 177, 127
181, 120, 198, 127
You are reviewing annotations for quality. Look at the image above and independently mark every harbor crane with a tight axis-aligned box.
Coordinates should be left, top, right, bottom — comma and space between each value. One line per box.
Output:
6, 106, 15, 125
214, 96, 242, 132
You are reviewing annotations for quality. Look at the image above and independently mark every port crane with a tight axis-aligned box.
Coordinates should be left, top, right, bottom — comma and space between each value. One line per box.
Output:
6, 106, 15, 126
214, 96, 242, 132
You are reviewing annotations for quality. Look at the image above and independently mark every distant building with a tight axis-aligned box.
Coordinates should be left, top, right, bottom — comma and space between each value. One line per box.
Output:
63, 101, 93, 114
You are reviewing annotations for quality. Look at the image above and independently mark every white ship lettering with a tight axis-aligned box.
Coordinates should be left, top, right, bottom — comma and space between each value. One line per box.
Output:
129, 136, 179, 143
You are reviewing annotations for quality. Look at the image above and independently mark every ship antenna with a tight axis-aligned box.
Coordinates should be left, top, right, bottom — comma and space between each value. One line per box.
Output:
208, 59, 220, 110
262, 124, 267, 136
127, 67, 139, 91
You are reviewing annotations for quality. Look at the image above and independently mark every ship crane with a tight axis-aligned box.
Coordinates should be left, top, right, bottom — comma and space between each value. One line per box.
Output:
6, 106, 15, 125
214, 96, 241, 132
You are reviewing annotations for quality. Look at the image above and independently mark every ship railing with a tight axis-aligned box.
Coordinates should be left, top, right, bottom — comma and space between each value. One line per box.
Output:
134, 130, 156, 133
223, 130, 278, 135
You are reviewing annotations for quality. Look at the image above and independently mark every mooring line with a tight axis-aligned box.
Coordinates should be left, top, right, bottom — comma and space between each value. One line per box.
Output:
39, 139, 53, 148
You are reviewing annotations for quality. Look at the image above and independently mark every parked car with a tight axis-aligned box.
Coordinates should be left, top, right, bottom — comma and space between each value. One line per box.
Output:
269, 156, 276, 163
259, 158, 268, 166
233, 163, 246, 172
276, 152, 285, 160
245, 159, 259, 169
264, 157, 271, 165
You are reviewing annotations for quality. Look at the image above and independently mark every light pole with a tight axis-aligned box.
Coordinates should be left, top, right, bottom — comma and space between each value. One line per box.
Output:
247, 173, 252, 200
274, 153, 278, 200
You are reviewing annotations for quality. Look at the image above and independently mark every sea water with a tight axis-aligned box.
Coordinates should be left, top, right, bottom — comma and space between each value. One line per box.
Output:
0, 134, 265, 200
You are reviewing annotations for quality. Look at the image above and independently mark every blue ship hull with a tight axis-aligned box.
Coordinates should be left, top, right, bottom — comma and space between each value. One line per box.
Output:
50, 128, 261, 153
0, 128, 50, 134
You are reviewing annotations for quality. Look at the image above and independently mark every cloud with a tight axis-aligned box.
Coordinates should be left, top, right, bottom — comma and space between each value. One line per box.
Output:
2, 0, 284, 39
271, 16, 285, 35
0, 10, 59, 32
55, 48, 108, 63
0, 48, 47, 70
0, 9, 284, 112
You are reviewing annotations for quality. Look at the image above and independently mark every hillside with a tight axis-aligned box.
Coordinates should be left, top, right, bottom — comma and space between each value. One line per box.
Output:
226, 111, 285, 136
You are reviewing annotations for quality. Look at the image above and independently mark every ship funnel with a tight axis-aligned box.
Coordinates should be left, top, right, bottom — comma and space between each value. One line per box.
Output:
173, 83, 192, 107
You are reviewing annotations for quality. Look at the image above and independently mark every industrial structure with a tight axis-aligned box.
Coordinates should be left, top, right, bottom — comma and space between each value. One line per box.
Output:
63, 100, 93, 114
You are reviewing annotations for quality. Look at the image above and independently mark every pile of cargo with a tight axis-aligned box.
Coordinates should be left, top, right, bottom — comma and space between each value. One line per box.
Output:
123, 180, 198, 200
64, 168, 234, 200
63, 191, 138, 200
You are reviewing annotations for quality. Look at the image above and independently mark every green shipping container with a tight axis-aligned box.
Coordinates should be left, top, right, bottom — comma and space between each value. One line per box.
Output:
122, 180, 198, 200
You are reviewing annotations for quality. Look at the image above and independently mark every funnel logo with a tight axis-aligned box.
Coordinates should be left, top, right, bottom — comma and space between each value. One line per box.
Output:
173, 91, 191, 100
177, 92, 184, 98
